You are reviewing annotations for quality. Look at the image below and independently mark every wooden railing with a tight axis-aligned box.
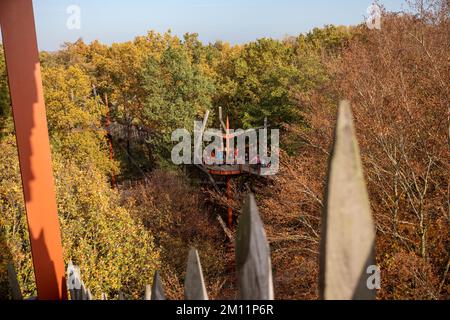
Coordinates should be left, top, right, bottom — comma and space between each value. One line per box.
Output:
7, 100, 377, 300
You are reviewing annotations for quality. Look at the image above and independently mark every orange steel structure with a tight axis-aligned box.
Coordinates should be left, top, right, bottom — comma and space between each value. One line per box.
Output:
205, 117, 236, 227
204, 114, 268, 227
225, 117, 233, 227
0, 0, 67, 299
104, 94, 117, 189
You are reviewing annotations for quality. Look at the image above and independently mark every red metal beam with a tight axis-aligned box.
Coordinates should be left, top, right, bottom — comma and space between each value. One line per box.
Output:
0, 0, 67, 299
226, 176, 233, 227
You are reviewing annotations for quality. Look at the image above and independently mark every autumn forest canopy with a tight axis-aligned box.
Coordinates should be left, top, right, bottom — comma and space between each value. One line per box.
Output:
0, 0, 448, 300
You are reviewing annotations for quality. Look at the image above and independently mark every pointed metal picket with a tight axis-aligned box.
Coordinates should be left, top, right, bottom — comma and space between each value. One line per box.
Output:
319, 100, 376, 300
151, 270, 166, 300
7, 262, 23, 300
184, 248, 208, 300
235, 194, 274, 300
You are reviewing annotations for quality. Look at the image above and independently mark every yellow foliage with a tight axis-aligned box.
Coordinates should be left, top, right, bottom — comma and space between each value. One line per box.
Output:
0, 136, 159, 299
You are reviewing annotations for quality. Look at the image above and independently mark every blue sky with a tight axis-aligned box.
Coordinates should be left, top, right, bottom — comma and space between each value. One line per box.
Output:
29, 0, 407, 51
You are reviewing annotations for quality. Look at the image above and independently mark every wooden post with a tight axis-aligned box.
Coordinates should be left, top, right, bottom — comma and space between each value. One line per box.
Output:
236, 194, 274, 300
319, 101, 376, 300
0, 0, 67, 300
184, 248, 208, 300
7, 263, 23, 300
150, 271, 166, 300
144, 285, 152, 300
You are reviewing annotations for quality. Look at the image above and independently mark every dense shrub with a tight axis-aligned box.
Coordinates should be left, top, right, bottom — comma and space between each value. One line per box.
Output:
0, 136, 160, 299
